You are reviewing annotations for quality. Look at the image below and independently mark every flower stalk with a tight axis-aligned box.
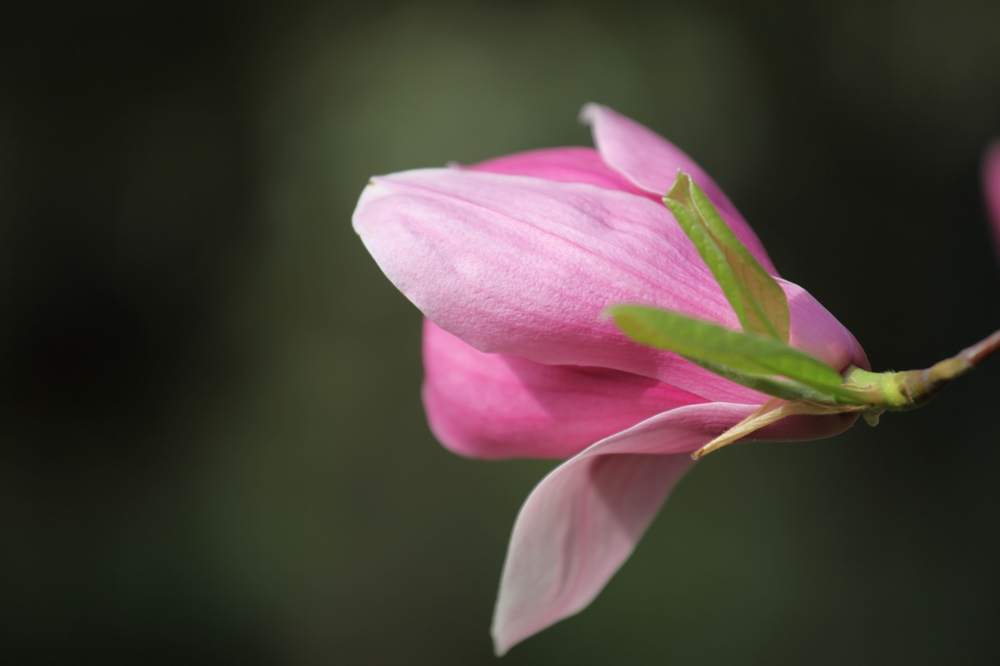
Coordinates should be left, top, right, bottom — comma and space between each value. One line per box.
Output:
690, 328, 1000, 459
857, 328, 1000, 406
845, 326, 1000, 411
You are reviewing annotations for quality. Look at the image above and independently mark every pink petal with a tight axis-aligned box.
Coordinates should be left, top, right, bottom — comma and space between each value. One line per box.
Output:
581, 103, 776, 275
354, 168, 863, 401
493, 452, 693, 656
491, 401, 859, 655
983, 140, 1000, 260
422, 319, 708, 460
463, 146, 650, 197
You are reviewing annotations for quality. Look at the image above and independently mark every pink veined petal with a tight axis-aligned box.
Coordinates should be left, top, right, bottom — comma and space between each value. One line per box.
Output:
491, 401, 859, 655
982, 140, 1000, 261
422, 319, 708, 460
581, 103, 777, 275
494, 452, 694, 656
463, 146, 650, 198
354, 168, 863, 401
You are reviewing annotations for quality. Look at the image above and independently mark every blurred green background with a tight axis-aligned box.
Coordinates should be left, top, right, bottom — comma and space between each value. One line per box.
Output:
3, 0, 1000, 663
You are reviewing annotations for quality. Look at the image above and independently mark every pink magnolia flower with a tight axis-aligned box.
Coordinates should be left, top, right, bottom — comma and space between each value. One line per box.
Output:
353, 104, 869, 655
983, 141, 1000, 257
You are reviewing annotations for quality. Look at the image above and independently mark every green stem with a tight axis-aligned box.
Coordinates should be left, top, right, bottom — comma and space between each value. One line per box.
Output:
842, 328, 1000, 410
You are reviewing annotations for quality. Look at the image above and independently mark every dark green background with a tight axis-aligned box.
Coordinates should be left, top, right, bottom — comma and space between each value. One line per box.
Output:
3, 0, 1000, 663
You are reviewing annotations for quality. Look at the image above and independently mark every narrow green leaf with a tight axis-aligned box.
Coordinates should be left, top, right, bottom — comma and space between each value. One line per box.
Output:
688, 358, 867, 405
608, 305, 854, 395
665, 173, 790, 342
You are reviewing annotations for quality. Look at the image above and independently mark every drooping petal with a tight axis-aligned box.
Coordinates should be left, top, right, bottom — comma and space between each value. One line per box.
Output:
354, 168, 862, 401
491, 401, 859, 655
463, 146, 650, 198
422, 319, 707, 460
493, 452, 694, 656
581, 103, 776, 275
982, 140, 1000, 260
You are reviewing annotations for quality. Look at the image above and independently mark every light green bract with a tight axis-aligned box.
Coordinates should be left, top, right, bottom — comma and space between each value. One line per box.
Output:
664, 173, 790, 342
610, 170, 864, 406
607, 305, 866, 405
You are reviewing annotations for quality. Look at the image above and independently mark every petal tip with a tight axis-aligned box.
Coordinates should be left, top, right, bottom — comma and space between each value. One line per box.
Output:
490, 626, 511, 657
490, 607, 533, 657
578, 102, 603, 126
984, 138, 1000, 162
983, 139, 1000, 196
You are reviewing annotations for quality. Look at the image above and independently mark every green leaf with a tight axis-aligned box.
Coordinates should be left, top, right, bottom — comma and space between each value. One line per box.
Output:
665, 172, 790, 342
608, 305, 864, 401
688, 358, 866, 405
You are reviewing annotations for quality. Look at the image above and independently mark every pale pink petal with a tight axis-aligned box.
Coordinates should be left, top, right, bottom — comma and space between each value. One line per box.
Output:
422, 319, 708, 460
354, 168, 863, 401
581, 103, 776, 275
463, 146, 650, 197
983, 140, 1000, 260
491, 401, 859, 654
493, 452, 693, 656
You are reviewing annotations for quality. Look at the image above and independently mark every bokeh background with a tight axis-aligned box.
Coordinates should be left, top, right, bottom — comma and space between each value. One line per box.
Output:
3, 0, 1000, 663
